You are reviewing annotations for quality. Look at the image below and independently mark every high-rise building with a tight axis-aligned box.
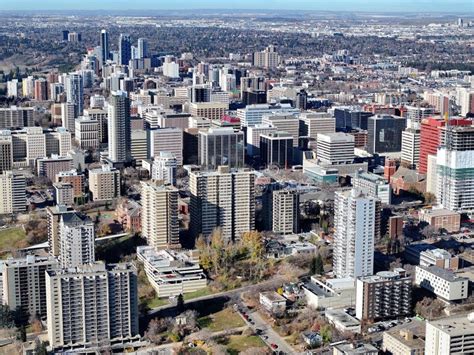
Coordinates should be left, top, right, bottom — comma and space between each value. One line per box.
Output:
333, 189, 376, 279
61, 102, 77, 133
271, 189, 300, 235
198, 128, 245, 170
425, 314, 474, 355
34, 78, 48, 101
55, 169, 84, 198
47, 205, 76, 257
0, 170, 26, 214
65, 73, 84, 116
189, 84, 211, 103
253, 45, 281, 69
190, 167, 255, 241
37, 155, 73, 181
367, 115, 407, 154
355, 270, 412, 321
458, 87, 474, 117
151, 152, 178, 186
236, 103, 299, 127
316, 132, 355, 165
84, 108, 108, 143
137, 38, 148, 59
141, 180, 180, 250
437, 126, 474, 213
131, 129, 148, 166
88, 165, 120, 201
401, 128, 421, 168
0, 106, 35, 129
75, 117, 100, 149
0, 131, 13, 173
2, 255, 58, 319
353, 170, 391, 204
46, 262, 139, 353
419, 117, 471, 174
333, 106, 372, 130
108, 91, 131, 164
7, 79, 19, 98
299, 112, 336, 141
118, 34, 132, 66
246, 124, 277, 157
262, 113, 300, 147
259, 131, 293, 169
59, 212, 95, 267
22, 76, 35, 98
189, 102, 228, 120
405, 105, 434, 129
54, 182, 74, 206
149, 128, 183, 165
100, 29, 109, 64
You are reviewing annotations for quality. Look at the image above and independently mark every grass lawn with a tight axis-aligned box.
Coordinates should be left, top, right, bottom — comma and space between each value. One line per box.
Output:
0, 227, 26, 252
223, 335, 266, 354
183, 287, 213, 301
198, 308, 245, 332
146, 296, 169, 308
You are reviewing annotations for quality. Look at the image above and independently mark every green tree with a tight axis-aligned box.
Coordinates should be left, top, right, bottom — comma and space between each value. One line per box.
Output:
320, 324, 332, 344
311, 254, 324, 275
176, 294, 185, 314
34, 339, 48, 355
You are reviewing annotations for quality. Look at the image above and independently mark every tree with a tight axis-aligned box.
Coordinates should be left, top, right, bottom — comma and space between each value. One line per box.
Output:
310, 254, 324, 275
421, 225, 437, 239
176, 294, 185, 313
98, 223, 112, 237
415, 297, 445, 319
0, 304, 14, 329
34, 339, 48, 355
320, 324, 332, 343
423, 192, 436, 204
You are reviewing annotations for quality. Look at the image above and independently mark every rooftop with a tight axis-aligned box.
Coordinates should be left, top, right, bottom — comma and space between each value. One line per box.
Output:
417, 265, 468, 283
427, 313, 474, 337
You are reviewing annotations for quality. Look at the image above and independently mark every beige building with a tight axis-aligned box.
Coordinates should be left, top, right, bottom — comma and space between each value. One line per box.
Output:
0, 170, 26, 214
140, 180, 180, 249
54, 182, 74, 206
425, 313, 474, 355
46, 262, 139, 353
149, 128, 183, 165
272, 189, 300, 235
75, 117, 99, 149
189, 102, 228, 120
383, 327, 425, 355
419, 208, 461, 233
88, 165, 120, 201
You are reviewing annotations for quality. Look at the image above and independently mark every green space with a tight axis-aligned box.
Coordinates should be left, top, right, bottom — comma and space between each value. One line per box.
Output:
183, 287, 213, 301
0, 227, 26, 252
223, 335, 266, 354
146, 296, 169, 309
198, 308, 245, 332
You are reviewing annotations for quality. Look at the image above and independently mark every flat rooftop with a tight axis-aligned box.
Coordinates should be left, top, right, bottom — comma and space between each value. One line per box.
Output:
428, 313, 474, 337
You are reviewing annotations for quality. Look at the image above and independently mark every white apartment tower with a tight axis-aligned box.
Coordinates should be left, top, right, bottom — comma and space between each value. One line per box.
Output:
141, 180, 180, 249
333, 188, 376, 279
59, 212, 95, 268
190, 167, 255, 241
0, 170, 26, 214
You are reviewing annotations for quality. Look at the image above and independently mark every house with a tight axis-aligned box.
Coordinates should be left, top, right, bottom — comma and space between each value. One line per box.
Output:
115, 199, 141, 232
259, 291, 287, 314
302, 331, 322, 348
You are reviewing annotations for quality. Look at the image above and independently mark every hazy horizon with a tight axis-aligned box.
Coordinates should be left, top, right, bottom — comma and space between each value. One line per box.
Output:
2, 0, 473, 13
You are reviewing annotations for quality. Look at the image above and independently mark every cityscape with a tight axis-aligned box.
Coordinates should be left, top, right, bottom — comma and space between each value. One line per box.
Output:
0, 1, 473, 354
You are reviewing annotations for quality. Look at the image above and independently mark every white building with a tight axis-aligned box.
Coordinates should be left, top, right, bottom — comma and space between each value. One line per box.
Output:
401, 128, 421, 168
46, 262, 139, 353
333, 189, 376, 279
6, 80, 18, 98
59, 212, 95, 267
246, 124, 277, 157
137, 246, 207, 298
149, 128, 183, 165
425, 313, 474, 355
151, 152, 178, 186
415, 265, 468, 302
0, 170, 26, 214
236, 103, 299, 127
353, 170, 391, 204
75, 117, 99, 149
303, 277, 355, 310
316, 132, 355, 165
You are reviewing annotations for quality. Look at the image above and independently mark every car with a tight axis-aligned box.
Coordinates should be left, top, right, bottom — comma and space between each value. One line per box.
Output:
271, 344, 278, 349
256, 328, 263, 334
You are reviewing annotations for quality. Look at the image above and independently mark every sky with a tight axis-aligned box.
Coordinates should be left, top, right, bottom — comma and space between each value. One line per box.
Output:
1, 0, 473, 13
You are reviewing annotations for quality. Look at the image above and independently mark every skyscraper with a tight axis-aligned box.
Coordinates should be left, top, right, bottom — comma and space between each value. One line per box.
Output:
140, 180, 180, 250
118, 34, 132, 66
333, 188, 376, 279
108, 91, 131, 164
100, 29, 109, 64
271, 189, 300, 235
137, 38, 148, 59
260, 131, 293, 169
65, 73, 84, 116
198, 128, 245, 170
190, 166, 255, 242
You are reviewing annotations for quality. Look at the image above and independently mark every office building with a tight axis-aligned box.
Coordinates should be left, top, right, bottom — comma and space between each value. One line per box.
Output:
100, 29, 109, 64
137, 246, 207, 298
84, 108, 108, 143
0, 171, 26, 214
367, 115, 407, 154
46, 262, 139, 353
355, 270, 412, 321
299, 112, 336, 141
118, 34, 132, 66
262, 113, 300, 147
419, 248, 460, 270
149, 128, 183, 166
272, 189, 300, 235
140, 181, 179, 250
189, 102, 228, 121
260, 131, 293, 168
316, 132, 355, 165
108, 91, 131, 164
418, 117, 471, 174
405, 105, 434, 129
88, 165, 120, 201
137, 38, 147, 59
61, 102, 77, 133
425, 313, 474, 355
75, 117, 99, 149
198, 128, 244, 170
246, 124, 277, 157
54, 182, 74, 206
353, 170, 391, 204
333, 106, 372, 130
415, 265, 468, 302
401, 128, 421, 168
382, 326, 426, 355
333, 189, 376, 279
37, 155, 73, 181
59, 212, 95, 267
151, 152, 178, 186
419, 209, 461, 234
236, 103, 299, 127
190, 167, 255, 241
0, 131, 13, 173
2, 255, 58, 319
65, 73, 84, 116
0, 106, 35, 129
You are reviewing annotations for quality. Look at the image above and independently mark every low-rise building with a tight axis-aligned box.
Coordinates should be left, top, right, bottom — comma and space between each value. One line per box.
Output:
136, 246, 207, 298
303, 277, 355, 310
352, 170, 391, 204
332, 341, 378, 355
383, 325, 425, 355
419, 248, 459, 270
325, 309, 361, 334
259, 291, 287, 314
418, 209, 461, 233
415, 265, 468, 302
425, 313, 474, 355
115, 199, 141, 232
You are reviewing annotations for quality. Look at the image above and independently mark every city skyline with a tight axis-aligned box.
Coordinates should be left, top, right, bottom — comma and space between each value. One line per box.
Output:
2, 0, 473, 13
